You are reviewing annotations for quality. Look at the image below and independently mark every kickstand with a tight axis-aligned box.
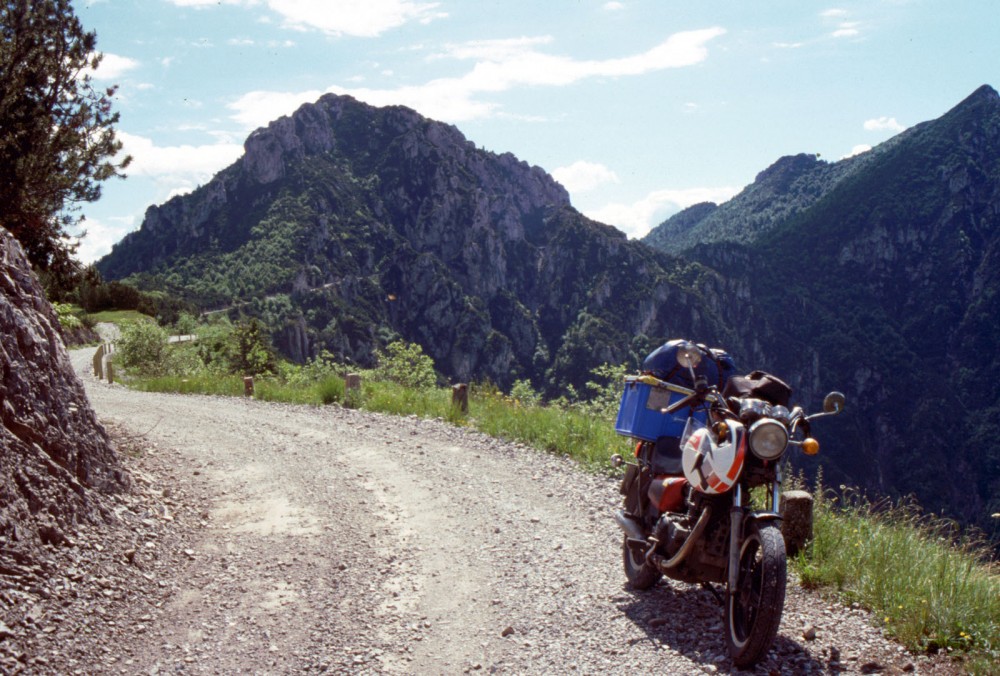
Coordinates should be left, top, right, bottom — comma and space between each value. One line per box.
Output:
702, 582, 724, 606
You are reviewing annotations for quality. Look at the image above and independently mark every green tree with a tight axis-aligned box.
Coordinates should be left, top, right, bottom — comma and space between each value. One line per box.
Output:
0, 0, 130, 276
117, 320, 168, 376
229, 319, 277, 377
375, 341, 437, 390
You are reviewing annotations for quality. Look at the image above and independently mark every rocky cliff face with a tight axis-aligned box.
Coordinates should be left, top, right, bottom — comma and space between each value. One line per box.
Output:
1, 227, 127, 568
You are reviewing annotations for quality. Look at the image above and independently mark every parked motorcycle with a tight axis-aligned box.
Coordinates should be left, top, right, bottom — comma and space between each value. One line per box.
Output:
612, 340, 844, 667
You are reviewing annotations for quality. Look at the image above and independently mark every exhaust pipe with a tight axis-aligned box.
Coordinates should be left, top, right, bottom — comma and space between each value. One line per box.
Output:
658, 504, 712, 571
614, 510, 646, 542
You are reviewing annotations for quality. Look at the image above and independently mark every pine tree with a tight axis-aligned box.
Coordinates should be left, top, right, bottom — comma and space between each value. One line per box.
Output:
0, 0, 130, 276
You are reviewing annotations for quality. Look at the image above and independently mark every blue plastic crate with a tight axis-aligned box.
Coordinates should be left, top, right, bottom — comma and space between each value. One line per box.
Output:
614, 376, 698, 441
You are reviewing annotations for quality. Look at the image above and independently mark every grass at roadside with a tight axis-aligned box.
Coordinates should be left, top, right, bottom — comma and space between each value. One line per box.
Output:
119, 366, 997, 670
796, 490, 999, 670
86, 309, 154, 324
126, 371, 632, 471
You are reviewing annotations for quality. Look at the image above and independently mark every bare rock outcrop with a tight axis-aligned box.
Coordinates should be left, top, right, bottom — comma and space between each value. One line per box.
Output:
0, 227, 127, 570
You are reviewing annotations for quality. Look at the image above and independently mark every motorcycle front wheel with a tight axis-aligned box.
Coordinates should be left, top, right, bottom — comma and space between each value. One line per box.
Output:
622, 535, 662, 590
724, 521, 787, 667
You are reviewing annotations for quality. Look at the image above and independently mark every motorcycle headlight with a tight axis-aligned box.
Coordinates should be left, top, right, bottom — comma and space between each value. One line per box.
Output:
748, 419, 788, 460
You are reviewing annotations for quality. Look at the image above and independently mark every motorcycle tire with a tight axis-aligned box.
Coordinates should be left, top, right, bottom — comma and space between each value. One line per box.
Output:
622, 535, 662, 590
724, 521, 787, 667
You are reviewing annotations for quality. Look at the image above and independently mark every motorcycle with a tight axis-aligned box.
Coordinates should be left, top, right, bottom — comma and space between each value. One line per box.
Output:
611, 340, 844, 667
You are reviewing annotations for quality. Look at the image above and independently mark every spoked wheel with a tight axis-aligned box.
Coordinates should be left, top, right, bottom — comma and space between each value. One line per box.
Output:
622, 535, 662, 590
725, 521, 787, 667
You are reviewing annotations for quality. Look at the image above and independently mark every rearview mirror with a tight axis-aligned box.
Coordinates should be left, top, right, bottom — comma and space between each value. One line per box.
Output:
823, 391, 846, 415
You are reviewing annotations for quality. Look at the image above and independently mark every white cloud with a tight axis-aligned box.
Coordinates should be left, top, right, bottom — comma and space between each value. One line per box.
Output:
435, 36, 554, 62
820, 8, 861, 39
228, 28, 727, 129
832, 22, 861, 38
842, 144, 872, 159
552, 161, 620, 193
89, 53, 140, 80
117, 131, 244, 192
585, 186, 740, 239
74, 215, 136, 264
863, 116, 905, 132
166, 0, 444, 37
168, 0, 252, 5
228, 88, 325, 129
603, 2, 625, 10
268, 0, 444, 36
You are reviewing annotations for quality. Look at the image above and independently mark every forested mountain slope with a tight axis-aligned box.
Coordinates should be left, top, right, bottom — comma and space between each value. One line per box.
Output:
98, 95, 738, 393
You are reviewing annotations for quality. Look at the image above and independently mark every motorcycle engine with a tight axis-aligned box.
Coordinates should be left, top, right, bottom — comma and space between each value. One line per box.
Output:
653, 513, 691, 557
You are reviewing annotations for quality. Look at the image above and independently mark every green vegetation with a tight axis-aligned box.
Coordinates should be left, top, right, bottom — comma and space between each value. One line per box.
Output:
373, 340, 437, 390
116, 321, 170, 376
797, 486, 999, 670
52, 302, 84, 331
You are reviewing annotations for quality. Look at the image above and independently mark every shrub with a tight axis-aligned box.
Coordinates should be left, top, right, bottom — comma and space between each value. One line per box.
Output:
116, 320, 169, 375
52, 302, 83, 331
174, 311, 198, 336
317, 376, 344, 405
374, 340, 437, 390
509, 378, 541, 407
194, 320, 234, 371
580, 362, 627, 418
228, 319, 276, 376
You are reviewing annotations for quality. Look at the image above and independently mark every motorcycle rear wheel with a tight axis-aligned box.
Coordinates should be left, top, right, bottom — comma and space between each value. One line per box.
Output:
622, 535, 662, 590
724, 521, 786, 667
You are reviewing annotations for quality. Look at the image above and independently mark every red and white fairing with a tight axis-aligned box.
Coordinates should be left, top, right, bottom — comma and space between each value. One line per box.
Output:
682, 420, 747, 494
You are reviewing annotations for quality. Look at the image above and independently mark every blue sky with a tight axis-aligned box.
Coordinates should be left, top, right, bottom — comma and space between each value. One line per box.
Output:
73, 0, 999, 263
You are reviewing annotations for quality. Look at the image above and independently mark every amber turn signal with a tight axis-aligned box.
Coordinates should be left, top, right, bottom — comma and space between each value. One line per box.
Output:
802, 438, 820, 455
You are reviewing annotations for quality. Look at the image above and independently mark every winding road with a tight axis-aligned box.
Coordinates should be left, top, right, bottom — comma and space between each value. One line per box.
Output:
64, 346, 923, 674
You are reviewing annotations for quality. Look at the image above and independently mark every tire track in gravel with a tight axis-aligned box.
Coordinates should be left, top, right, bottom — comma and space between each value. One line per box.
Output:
69, 347, 942, 675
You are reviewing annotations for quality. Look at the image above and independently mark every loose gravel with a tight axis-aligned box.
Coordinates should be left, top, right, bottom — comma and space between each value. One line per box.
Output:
0, 348, 961, 674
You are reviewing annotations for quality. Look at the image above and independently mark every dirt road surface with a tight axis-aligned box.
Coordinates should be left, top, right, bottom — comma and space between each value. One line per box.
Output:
28, 347, 939, 674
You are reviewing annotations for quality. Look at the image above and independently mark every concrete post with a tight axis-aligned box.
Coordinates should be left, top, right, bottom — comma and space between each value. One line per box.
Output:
93, 344, 105, 378
451, 383, 469, 413
345, 373, 361, 393
780, 489, 814, 556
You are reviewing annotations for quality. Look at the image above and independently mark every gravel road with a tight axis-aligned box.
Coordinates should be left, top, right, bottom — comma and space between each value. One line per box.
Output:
21, 348, 951, 674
